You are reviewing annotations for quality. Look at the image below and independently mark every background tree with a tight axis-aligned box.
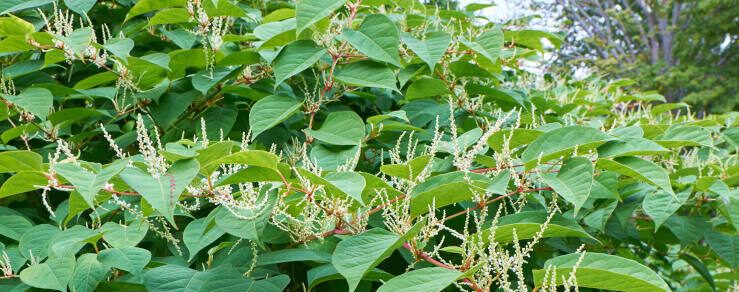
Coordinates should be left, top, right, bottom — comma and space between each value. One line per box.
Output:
546, 0, 738, 114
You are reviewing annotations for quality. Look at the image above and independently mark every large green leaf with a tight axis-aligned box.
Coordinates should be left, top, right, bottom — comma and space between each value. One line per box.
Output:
97, 247, 151, 276
306, 111, 365, 145
521, 125, 613, 169
332, 223, 422, 292
296, 0, 348, 34
47, 225, 97, 257
18, 224, 60, 261
307, 264, 392, 289
19, 255, 76, 291
183, 217, 225, 261
533, 253, 670, 292
462, 27, 503, 63
705, 230, 739, 269
541, 157, 593, 216
0, 15, 34, 36
0, 171, 47, 199
409, 180, 480, 218
0, 150, 42, 173
376, 267, 461, 292
400, 31, 451, 71
472, 211, 597, 245
334, 61, 398, 91
405, 78, 452, 101
99, 220, 148, 248
248, 95, 302, 137
597, 137, 669, 158
1, 87, 53, 120
323, 171, 366, 205
119, 159, 200, 226
126, 0, 186, 20
642, 188, 690, 230
143, 264, 210, 292
69, 253, 108, 292
53, 159, 127, 208
596, 157, 674, 195
273, 40, 326, 86
487, 129, 543, 152
654, 126, 713, 147
343, 14, 401, 67
214, 188, 276, 247
256, 249, 331, 266
0, 215, 33, 241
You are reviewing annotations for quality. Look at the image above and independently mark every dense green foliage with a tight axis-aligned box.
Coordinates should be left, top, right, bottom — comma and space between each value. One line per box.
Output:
0, 0, 737, 291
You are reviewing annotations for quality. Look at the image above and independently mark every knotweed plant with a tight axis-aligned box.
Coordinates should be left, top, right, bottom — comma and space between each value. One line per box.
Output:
0, 1, 734, 292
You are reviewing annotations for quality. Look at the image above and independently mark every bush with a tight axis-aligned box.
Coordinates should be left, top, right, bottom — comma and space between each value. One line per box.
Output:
0, 1, 737, 291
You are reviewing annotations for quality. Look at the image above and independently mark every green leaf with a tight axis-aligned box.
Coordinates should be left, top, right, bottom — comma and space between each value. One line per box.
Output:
307, 264, 392, 290
654, 126, 713, 147
1, 0, 54, 15
596, 157, 674, 195
48, 225, 96, 257
597, 138, 669, 158
214, 150, 280, 170
405, 78, 452, 101
727, 190, 739, 232
533, 253, 670, 292
705, 230, 739, 269
487, 129, 544, 152
19, 255, 76, 291
214, 188, 276, 247
64, 0, 96, 15
97, 247, 151, 276
273, 40, 327, 87
306, 111, 365, 146
376, 267, 461, 292
256, 249, 331, 266
248, 95, 302, 137
642, 188, 690, 230
99, 220, 148, 248
521, 125, 613, 169
296, 0, 348, 34
367, 110, 408, 125
126, 0, 186, 21
678, 253, 715, 290
380, 155, 433, 180
19, 224, 59, 261
504, 29, 563, 51
148, 8, 191, 26
409, 180, 481, 218
462, 27, 503, 63
332, 224, 422, 292
664, 215, 709, 245
143, 264, 210, 292
334, 61, 398, 91
253, 18, 297, 50
343, 14, 401, 67
400, 31, 451, 71
324, 172, 366, 205
0, 215, 33, 241
53, 160, 127, 208
1, 87, 53, 120
540, 157, 593, 216
119, 159, 200, 227
0, 171, 47, 198
472, 211, 597, 245
184, 217, 225, 261
69, 253, 108, 292
0, 150, 42, 173
0, 15, 34, 36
